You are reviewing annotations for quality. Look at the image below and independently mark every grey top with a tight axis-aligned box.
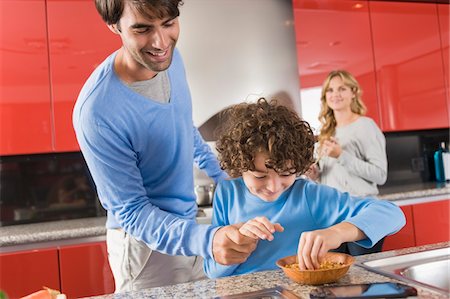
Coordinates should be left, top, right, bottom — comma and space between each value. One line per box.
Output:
127, 70, 170, 103
318, 116, 387, 196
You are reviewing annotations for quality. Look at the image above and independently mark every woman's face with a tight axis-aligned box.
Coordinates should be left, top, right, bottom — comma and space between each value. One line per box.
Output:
242, 151, 296, 202
325, 76, 355, 113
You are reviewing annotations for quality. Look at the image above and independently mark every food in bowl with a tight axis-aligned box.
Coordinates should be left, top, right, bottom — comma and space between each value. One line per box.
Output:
285, 260, 345, 270
276, 252, 354, 285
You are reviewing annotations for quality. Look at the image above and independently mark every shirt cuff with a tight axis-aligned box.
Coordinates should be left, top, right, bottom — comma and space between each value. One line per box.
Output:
206, 225, 222, 260
344, 220, 380, 248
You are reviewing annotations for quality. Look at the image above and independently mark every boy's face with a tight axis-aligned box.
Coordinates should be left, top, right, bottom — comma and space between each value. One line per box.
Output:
242, 151, 296, 202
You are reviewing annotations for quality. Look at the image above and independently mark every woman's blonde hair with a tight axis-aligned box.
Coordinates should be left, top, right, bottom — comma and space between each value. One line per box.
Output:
318, 70, 366, 143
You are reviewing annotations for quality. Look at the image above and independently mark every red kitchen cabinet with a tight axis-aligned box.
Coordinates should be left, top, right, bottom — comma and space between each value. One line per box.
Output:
46, 1, 121, 152
0, 0, 53, 155
383, 205, 416, 251
437, 4, 449, 123
369, 1, 448, 131
0, 248, 60, 298
413, 199, 449, 246
59, 241, 114, 298
292, 0, 380, 127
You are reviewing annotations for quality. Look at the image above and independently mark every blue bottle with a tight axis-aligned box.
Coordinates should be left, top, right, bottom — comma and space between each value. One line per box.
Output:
434, 142, 446, 182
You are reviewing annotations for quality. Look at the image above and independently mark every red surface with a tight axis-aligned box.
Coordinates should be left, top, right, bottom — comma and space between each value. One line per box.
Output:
370, 1, 448, 131
413, 199, 450, 246
59, 241, 115, 298
292, 0, 380, 126
47, 0, 121, 152
0, 0, 53, 155
383, 205, 416, 251
437, 4, 449, 124
0, 248, 60, 298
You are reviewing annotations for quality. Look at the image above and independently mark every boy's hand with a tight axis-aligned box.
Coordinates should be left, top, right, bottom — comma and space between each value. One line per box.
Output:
238, 216, 284, 241
296, 228, 343, 270
212, 224, 258, 265
297, 223, 365, 270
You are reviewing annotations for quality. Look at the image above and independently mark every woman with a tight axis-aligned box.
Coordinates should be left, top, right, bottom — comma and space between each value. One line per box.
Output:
308, 70, 388, 255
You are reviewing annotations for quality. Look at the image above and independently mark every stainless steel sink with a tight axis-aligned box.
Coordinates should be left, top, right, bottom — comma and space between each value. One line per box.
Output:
402, 259, 449, 292
360, 247, 450, 295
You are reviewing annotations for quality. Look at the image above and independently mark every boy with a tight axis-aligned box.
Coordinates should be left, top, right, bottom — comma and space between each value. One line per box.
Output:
204, 98, 405, 278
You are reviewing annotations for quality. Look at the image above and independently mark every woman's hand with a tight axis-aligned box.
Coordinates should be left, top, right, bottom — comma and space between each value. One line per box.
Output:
238, 216, 284, 241
304, 163, 320, 181
321, 137, 342, 159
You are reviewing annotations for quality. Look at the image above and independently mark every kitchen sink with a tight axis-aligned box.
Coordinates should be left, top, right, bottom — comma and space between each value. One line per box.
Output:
402, 259, 449, 291
360, 247, 449, 295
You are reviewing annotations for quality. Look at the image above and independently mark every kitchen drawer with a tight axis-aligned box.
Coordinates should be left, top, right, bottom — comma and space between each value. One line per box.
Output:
0, 248, 60, 298
59, 241, 115, 298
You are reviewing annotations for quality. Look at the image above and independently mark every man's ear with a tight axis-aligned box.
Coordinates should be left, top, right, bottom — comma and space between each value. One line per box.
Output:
108, 24, 121, 34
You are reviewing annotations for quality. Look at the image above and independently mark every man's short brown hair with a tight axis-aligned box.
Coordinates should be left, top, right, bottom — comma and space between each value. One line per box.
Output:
95, 0, 183, 25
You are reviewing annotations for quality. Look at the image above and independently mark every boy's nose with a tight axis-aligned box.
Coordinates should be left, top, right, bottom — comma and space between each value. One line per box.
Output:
266, 177, 280, 192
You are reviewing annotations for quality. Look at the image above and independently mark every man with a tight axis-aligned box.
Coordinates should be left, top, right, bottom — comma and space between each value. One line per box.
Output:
73, 0, 256, 292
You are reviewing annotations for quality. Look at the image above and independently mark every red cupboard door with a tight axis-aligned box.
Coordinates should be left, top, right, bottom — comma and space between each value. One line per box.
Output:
437, 4, 449, 123
369, 2, 448, 132
0, 248, 60, 298
0, 0, 53, 155
413, 199, 450, 246
292, 0, 380, 129
383, 205, 416, 251
59, 241, 114, 298
46, 0, 121, 152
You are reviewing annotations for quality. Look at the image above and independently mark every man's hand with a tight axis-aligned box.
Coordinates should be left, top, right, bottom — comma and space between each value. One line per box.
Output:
212, 224, 258, 265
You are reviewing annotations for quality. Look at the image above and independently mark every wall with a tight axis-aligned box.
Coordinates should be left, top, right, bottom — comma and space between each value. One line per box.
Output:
177, 0, 301, 130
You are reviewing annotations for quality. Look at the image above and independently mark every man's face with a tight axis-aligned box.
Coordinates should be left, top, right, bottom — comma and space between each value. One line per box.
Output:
115, 2, 180, 76
242, 151, 296, 202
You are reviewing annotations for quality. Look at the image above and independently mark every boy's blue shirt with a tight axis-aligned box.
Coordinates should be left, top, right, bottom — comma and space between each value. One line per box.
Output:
204, 177, 405, 278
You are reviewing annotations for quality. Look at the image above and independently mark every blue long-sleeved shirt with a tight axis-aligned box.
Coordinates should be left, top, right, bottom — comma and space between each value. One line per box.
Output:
204, 177, 405, 278
73, 48, 226, 259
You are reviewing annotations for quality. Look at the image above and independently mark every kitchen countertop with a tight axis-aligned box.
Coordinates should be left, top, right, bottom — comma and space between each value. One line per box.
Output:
0, 217, 107, 252
378, 181, 449, 196
378, 182, 449, 201
1, 183, 449, 248
81, 242, 449, 299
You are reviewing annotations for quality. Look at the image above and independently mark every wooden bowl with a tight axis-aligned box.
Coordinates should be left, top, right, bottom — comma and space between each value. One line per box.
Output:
276, 252, 354, 285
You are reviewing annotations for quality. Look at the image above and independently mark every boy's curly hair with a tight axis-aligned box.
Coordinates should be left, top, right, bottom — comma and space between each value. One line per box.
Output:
216, 98, 315, 178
